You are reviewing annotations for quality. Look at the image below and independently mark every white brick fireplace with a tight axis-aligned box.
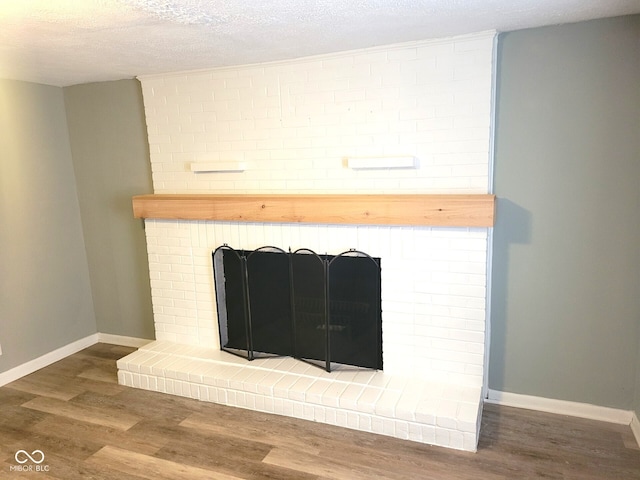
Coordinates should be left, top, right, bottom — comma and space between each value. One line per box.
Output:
118, 31, 496, 451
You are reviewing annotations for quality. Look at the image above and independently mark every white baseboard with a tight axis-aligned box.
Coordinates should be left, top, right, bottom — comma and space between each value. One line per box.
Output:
486, 389, 633, 425
631, 412, 640, 449
0, 333, 152, 387
97, 333, 153, 348
0, 333, 99, 387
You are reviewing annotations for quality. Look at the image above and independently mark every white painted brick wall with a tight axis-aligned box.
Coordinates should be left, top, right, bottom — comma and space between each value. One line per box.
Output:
139, 31, 495, 388
141, 32, 494, 194
144, 220, 488, 386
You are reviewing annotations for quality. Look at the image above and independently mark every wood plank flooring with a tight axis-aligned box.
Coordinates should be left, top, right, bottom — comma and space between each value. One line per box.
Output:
1, 343, 638, 479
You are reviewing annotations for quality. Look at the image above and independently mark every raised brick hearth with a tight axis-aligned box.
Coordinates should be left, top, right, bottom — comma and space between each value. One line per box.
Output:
118, 341, 482, 450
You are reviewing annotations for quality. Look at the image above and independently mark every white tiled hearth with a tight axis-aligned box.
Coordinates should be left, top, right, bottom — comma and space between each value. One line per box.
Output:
118, 340, 482, 451
118, 30, 496, 452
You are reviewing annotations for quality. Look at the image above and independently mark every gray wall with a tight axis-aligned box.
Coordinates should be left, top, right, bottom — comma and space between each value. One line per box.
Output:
64, 80, 154, 340
490, 16, 640, 409
0, 80, 97, 372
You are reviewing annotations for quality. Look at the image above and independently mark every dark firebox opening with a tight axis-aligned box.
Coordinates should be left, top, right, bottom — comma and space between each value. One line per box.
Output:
213, 245, 382, 372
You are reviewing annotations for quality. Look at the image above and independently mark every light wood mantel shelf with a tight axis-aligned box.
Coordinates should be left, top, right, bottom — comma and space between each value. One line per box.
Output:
132, 194, 495, 227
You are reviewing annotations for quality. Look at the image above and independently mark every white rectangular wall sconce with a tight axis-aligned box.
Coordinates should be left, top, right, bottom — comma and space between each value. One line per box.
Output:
347, 156, 419, 170
190, 162, 246, 173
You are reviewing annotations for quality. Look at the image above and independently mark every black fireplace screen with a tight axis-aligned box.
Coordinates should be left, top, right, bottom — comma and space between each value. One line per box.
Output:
213, 245, 382, 372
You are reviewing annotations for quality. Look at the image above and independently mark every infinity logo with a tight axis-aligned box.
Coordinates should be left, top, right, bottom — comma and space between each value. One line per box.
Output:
14, 450, 45, 464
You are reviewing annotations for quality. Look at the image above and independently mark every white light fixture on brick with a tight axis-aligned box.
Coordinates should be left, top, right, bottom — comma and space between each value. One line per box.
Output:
190, 161, 246, 173
347, 156, 419, 170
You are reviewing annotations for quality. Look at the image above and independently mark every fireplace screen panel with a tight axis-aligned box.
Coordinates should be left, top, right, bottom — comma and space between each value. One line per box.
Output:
247, 248, 293, 357
213, 245, 382, 371
290, 250, 327, 365
327, 254, 381, 369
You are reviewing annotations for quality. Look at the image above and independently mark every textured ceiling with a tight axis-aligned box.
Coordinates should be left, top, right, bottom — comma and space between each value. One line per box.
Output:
1, 0, 638, 87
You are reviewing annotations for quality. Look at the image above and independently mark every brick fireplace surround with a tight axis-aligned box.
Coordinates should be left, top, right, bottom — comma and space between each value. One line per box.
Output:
118, 30, 497, 452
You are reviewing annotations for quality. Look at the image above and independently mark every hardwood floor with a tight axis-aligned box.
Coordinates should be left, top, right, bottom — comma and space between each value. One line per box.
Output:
1, 343, 638, 479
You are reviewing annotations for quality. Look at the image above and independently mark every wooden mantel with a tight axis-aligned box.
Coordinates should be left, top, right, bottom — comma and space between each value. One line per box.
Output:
132, 194, 495, 227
